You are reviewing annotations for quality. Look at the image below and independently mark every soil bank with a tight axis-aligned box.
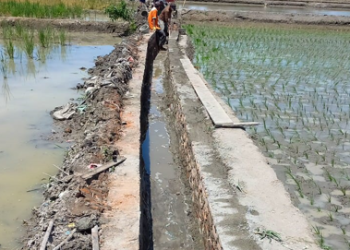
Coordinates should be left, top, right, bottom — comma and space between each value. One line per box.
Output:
21, 35, 141, 250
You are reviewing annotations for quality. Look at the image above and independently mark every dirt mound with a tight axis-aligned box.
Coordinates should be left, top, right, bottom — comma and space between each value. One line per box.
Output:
0, 16, 130, 35
22, 35, 142, 250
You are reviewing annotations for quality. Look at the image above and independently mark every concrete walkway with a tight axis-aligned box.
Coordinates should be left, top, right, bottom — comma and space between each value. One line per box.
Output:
100, 35, 150, 250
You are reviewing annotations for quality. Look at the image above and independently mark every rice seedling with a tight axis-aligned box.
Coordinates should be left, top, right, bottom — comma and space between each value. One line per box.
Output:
187, 23, 350, 250
286, 167, 304, 198
59, 30, 67, 46
0, 52, 8, 79
339, 186, 347, 196
325, 169, 334, 182
15, 23, 24, 37
38, 27, 52, 48
5, 40, 14, 59
328, 212, 333, 222
310, 192, 314, 206
23, 32, 35, 58
313, 225, 322, 236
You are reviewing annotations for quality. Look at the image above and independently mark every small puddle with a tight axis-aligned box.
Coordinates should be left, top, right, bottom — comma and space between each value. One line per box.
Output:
0, 32, 116, 248
179, 2, 350, 17
141, 52, 195, 249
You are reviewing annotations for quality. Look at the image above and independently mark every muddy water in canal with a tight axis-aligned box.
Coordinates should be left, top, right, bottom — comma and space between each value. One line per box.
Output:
142, 52, 200, 249
0, 33, 116, 248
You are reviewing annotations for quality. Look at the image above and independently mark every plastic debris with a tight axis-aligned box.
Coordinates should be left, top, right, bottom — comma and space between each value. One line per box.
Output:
68, 223, 75, 228
51, 103, 77, 120
87, 163, 102, 169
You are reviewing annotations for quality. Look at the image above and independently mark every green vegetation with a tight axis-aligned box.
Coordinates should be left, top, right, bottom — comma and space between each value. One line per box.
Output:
0, 23, 69, 75
186, 23, 350, 250
105, 0, 134, 21
0, 0, 83, 18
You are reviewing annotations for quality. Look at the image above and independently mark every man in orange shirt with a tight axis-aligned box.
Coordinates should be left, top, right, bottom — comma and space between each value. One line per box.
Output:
148, 2, 161, 31
148, 2, 167, 50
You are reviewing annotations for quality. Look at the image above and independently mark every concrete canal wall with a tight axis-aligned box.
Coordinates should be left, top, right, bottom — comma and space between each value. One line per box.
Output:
102, 29, 321, 249
161, 30, 321, 249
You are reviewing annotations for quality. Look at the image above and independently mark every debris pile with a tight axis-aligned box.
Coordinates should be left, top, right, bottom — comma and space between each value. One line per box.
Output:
22, 35, 141, 250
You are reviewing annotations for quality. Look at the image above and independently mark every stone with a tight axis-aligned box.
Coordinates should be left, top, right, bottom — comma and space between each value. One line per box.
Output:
61, 175, 73, 183
75, 215, 98, 231
59, 190, 70, 200
64, 127, 72, 133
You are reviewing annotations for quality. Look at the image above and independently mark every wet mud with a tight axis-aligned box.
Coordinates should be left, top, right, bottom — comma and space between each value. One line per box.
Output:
145, 52, 199, 249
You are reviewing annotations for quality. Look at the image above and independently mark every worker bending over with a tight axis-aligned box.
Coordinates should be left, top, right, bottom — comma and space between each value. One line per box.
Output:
159, 2, 176, 37
148, 1, 167, 50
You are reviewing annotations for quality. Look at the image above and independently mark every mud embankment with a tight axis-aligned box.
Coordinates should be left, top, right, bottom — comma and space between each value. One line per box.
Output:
0, 16, 130, 35
22, 35, 140, 250
181, 8, 350, 25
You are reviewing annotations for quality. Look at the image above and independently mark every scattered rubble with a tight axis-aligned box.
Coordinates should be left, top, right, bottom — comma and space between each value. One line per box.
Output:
22, 35, 142, 250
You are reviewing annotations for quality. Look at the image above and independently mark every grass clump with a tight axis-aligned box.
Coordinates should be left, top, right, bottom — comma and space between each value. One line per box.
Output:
5, 40, 14, 59
105, 0, 133, 21
0, 0, 83, 18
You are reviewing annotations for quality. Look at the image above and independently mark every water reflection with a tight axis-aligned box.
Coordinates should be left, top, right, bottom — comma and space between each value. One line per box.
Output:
0, 41, 114, 248
1, 78, 11, 102
0, 43, 73, 86
180, 2, 350, 17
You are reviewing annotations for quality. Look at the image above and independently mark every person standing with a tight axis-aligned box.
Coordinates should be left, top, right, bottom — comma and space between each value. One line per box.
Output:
158, 2, 176, 37
148, 1, 167, 50
148, 1, 161, 31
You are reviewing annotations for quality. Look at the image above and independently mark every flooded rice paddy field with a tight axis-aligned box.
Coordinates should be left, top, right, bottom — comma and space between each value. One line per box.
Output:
179, 2, 350, 17
186, 23, 350, 249
0, 25, 115, 248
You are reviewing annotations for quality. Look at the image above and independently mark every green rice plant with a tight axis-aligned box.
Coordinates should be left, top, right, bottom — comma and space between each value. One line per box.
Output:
14, 23, 24, 37
58, 30, 67, 46
5, 40, 14, 59
325, 169, 334, 182
187, 25, 350, 249
1, 23, 14, 39
286, 167, 304, 198
339, 186, 347, 196
23, 32, 35, 58
38, 27, 52, 48
313, 225, 322, 236
328, 212, 333, 222
333, 178, 340, 188
341, 170, 350, 181
0, 52, 8, 79
310, 192, 314, 206
333, 205, 340, 213
105, 0, 133, 22
0, 0, 83, 18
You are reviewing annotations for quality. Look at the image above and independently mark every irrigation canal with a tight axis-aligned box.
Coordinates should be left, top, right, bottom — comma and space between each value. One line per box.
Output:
141, 52, 199, 249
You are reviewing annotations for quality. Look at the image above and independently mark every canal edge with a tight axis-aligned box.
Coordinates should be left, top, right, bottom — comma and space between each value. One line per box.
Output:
100, 34, 151, 250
